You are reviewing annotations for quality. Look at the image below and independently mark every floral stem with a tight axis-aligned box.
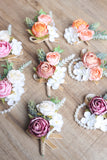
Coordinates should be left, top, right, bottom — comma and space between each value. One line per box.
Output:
40, 140, 45, 156
47, 84, 51, 97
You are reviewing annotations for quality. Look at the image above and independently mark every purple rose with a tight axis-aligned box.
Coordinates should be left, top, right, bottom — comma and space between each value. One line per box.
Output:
89, 96, 107, 115
28, 117, 50, 138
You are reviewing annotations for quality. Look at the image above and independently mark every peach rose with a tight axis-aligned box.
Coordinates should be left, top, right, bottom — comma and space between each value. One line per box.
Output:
82, 52, 101, 68
89, 66, 103, 81
38, 14, 52, 25
46, 52, 60, 66
0, 41, 11, 58
0, 79, 12, 98
72, 19, 89, 33
79, 29, 94, 41
32, 22, 48, 37
37, 61, 56, 79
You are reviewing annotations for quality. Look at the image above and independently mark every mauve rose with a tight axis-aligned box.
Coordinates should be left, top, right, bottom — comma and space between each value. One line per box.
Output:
0, 79, 12, 98
89, 96, 107, 115
28, 117, 50, 138
38, 14, 52, 25
37, 61, 56, 79
0, 41, 11, 58
46, 52, 60, 66
82, 52, 101, 68
32, 22, 48, 38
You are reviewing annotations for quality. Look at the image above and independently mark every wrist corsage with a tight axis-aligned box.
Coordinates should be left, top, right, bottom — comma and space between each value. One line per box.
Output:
68, 48, 107, 82
0, 25, 23, 61
33, 46, 75, 96
64, 19, 107, 45
26, 97, 66, 156
74, 93, 107, 132
0, 60, 31, 114
25, 9, 59, 44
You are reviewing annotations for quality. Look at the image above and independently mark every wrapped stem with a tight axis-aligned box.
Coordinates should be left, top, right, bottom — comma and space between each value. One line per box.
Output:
47, 84, 51, 97
40, 140, 45, 156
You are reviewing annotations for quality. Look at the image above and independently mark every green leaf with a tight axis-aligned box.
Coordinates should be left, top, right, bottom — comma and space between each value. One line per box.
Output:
35, 34, 49, 40
38, 49, 46, 62
103, 71, 107, 77
89, 22, 100, 30
50, 97, 61, 104
1, 64, 7, 68
54, 45, 64, 54
34, 15, 38, 22
39, 9, 46, 15
28, 114, 34, 119
33, 67, 36, 71
25, 17, 35, 29
96, 53, 107, 60
26, 29, 34, 36
103, 93, 107, 100
41, 136, 45, 142
1, 98, 5, 104
19, 61, 32, 72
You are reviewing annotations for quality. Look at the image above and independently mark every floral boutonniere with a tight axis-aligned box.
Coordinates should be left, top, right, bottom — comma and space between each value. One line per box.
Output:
64, 19, 107, 45
0, 25, 23, 61
68, 48, 107, 82
0, 60, 31, 114
26, 97, 66, 156
75, 93, 107, 132
33, 46, 75, 96
25, 9, 59, 43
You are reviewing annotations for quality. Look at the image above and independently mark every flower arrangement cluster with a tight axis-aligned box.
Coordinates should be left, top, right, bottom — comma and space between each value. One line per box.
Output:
33, 46, 67, 96
64, 19, 107, 45
75, 93, 107, 132
0, 60, 31, 114
0, 25, 23, 60
25, 9, 59, 43
68, 49, 107, 81
27, 97, 66, 155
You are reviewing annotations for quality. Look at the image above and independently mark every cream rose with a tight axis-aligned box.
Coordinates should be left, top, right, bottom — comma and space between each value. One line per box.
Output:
36, 101, 56, 116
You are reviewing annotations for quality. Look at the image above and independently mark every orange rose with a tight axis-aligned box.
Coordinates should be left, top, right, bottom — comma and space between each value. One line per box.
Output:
32, 22, 48, 37
36, 62, 56, 79
89, 67, 103, 81
38, 14, 52, 25
46, 52, 60, 65
72, 19, 89, 32
82, 52, 101, 68
79, 29, 94, 41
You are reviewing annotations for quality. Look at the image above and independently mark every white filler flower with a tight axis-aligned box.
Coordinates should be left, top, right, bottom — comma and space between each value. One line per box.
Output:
64, 27, 80, 45
73, 61, 90, 81
47, 25, 59, 42
47, 66, 66, 90
36, 101, 57, 116
10, 38, 22, 56
0, 30, 10, 42
49, 113, 63, 132
95, 116, 107, 132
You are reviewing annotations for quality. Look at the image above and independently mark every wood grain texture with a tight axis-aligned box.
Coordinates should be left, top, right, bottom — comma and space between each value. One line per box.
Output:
0, 0, 107, 160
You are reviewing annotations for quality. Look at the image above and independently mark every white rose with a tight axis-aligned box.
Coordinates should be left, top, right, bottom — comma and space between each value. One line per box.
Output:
49, 113, 63, 132
0, 30, 10, 42
10, 38, 23, 56
36, 101, 56, 116
7, 70, 25, 84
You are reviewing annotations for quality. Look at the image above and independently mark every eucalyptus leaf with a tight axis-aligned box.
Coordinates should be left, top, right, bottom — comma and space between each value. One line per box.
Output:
93, 31, 107, 40
103, 71, 107, 77
96, 53, 107, 60
103, 93, 107, 100
89, 22, 100, 30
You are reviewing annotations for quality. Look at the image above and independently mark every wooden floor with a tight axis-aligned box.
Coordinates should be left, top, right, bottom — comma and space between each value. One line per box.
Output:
0, 0, 107, 160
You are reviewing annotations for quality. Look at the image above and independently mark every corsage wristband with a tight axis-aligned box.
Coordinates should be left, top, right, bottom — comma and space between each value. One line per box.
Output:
74, 93, 107, 132
26, 97, 66, 156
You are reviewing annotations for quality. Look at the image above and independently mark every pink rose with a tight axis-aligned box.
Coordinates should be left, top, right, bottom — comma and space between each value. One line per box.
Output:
46, 52, 60, 65
37, 61, 56, 79
79, 29, 94, 41
89, 96, 107, 115
0, 79, 12, 98
28, 117, 50, 138
0, 41, 11, 58
38, 14, 52, 25
82, 52, 101, 68
89, 66, 103, 81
